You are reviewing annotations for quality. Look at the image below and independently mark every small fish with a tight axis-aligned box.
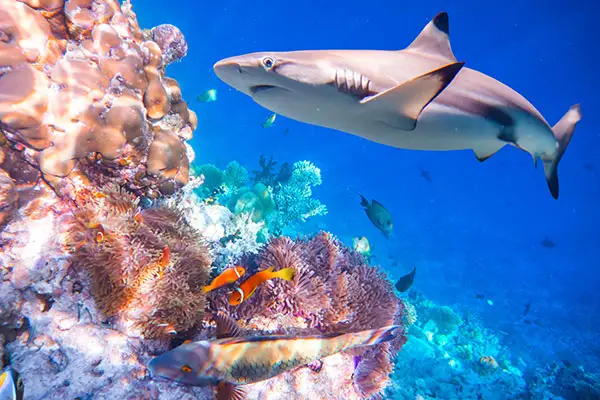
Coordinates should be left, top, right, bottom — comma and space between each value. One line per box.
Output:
395, 267, 416, 292
523, 301, 532, 316
148, 312, 402, 396
475, 293, 486, 300
541, 238, 556, 249
160, 246, 171, 267
420, 168, 432, 183
583, 162, 594, 172
487, 299, 494, 306
197, 89, 217, 103
359, 195, 393, 238
0, 367, 24, 400
262, 113, 276, 128
96, 232, 104, 243
283, 128, 290, 135
134, 211, 144, 224
229, 266, 295, 306
203, 266, 246, 293
352, 236, 371, 256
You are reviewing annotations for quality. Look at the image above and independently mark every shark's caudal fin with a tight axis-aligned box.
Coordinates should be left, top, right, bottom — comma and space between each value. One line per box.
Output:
543, 104, 582, 199
406, 12, 457, 63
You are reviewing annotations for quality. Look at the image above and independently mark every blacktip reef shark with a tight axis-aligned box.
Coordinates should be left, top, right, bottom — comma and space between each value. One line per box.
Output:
213, 12, 582, 199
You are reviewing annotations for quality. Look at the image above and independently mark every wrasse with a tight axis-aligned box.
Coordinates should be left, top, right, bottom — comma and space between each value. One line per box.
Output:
0, 367, 24, 400
203, 266, 246, 293
149, 312, 402, 399
229, 266, 294, 306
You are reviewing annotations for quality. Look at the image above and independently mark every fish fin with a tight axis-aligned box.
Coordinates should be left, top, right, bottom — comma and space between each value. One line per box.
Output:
215, 311, 245, 339
273, 267, 295, 281
371, 199, 386, 209
406, 12, 457, 62
265, 266, 275, 273
360, 62, 464, 130
359, 194, 370, 208
216, 382, 247, 400
543, 104, 581, 199
473, 142, 505, 162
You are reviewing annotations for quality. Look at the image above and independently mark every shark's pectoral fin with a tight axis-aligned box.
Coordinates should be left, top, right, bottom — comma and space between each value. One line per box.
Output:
360, 62, 464, 130
473, 142, 505, 162
406, 12, 457, 62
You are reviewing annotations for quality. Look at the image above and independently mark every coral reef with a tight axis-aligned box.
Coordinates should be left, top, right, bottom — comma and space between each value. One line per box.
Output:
207, 232, 408, 399
65, 184, 212, 339
0, 0, 195, 198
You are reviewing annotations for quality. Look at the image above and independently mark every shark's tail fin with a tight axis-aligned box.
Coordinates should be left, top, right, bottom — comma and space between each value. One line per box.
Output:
544, 104, 582, 199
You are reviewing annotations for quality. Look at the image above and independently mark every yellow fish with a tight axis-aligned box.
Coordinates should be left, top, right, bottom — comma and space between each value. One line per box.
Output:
261, 113, 276, 128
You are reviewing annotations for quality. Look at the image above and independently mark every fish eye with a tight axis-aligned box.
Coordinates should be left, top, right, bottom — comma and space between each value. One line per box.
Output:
181, 365, 192, 373
261, 56, 275, 70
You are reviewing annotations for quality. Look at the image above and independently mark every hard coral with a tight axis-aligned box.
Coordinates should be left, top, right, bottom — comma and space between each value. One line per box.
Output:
208, 232, 407, 398
151, 24, 188, 66
0, 169, 17, 226
0, 0, 195, 198
65, 184, 212, 339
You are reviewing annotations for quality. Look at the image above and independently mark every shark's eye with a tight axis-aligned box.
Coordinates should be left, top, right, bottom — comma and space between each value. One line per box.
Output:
261, 57, 275, 70
181, 365, 192, 373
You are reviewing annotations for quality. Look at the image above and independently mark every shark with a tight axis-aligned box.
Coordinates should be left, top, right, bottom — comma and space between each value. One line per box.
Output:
213, 12, 581, 199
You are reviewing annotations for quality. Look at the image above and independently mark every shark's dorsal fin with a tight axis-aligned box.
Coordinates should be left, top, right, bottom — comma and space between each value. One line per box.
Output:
360, 62, 464, 130
406, 12, 457, 62
215, 311, 245, 339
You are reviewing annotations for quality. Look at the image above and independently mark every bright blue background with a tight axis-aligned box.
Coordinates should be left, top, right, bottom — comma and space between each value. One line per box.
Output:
137, 0, 599, 371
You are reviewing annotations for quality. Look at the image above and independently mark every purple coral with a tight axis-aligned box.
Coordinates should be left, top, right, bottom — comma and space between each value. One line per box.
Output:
151, 24, 188, 66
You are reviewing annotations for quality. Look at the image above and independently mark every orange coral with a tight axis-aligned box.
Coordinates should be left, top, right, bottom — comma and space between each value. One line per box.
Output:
65, 184, 211, 338
0, 0, 195, 197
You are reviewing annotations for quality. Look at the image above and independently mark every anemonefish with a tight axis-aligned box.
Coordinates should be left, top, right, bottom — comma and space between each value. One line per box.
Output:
203, 266, 246, 293
229, 266, 295, 306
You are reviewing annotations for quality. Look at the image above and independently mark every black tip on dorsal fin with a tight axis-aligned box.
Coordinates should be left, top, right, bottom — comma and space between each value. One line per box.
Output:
215, 311, 245, 339
433, 12, 449, 35
406, 11, 456, 62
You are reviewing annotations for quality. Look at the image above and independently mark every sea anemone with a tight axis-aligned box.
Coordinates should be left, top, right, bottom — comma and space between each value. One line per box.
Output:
207, 231, 407, 397
65, 184, 212, 339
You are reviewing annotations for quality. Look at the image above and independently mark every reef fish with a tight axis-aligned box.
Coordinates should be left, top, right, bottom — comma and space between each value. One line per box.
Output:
262, 112, 276, 128
213, 12, 581, 199
395, 267, 416, 292
0, 367, 24, 400
360, 195, 393, 238
203, 266, 246, 293
197, 89, 217, 103
229, 266, 295, 305
352, 236, 371, 256
148, 312, 402, 397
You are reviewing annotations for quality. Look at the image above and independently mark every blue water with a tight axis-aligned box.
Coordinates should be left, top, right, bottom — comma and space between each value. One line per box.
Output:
138, 0, 599, 390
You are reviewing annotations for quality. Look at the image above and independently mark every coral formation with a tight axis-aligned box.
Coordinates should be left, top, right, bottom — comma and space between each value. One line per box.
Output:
0, 0, 195, 197
207, 232, 407, 398
65, 184, 212, 339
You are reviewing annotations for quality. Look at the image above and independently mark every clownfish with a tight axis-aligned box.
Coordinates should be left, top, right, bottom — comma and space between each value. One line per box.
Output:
203, 266, 246, 293
229, 266, 294, 306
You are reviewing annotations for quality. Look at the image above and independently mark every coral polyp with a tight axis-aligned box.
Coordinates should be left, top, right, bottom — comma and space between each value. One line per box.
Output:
65, 184, 211, 338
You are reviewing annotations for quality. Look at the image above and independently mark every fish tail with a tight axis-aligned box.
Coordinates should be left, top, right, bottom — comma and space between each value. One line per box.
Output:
544, 104, 581, 199
273, 267, 295, 281
359, 194, 369, 208
202, 284, 214, 293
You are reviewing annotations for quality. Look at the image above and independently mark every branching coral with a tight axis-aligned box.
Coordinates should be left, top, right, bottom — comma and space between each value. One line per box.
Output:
207, 232, 406, 398
0, 0, 195, 198
64, 184, 212, 339
271, 160, 328, 231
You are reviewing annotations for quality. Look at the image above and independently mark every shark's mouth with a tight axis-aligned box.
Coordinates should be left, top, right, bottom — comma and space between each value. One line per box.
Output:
250, 85, 278, 94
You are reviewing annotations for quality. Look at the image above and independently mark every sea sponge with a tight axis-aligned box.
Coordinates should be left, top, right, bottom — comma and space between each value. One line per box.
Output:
0, 0, 196, 197
65, 184, 212, 339
207, 232, 407, 398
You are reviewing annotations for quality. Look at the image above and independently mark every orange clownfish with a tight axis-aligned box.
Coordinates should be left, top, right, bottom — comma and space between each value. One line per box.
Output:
203, 266, 245, 293
229, 266, 295, 306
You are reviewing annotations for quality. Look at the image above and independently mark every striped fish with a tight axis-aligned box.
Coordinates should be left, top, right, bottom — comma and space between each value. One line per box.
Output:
148, 312, 401, 399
